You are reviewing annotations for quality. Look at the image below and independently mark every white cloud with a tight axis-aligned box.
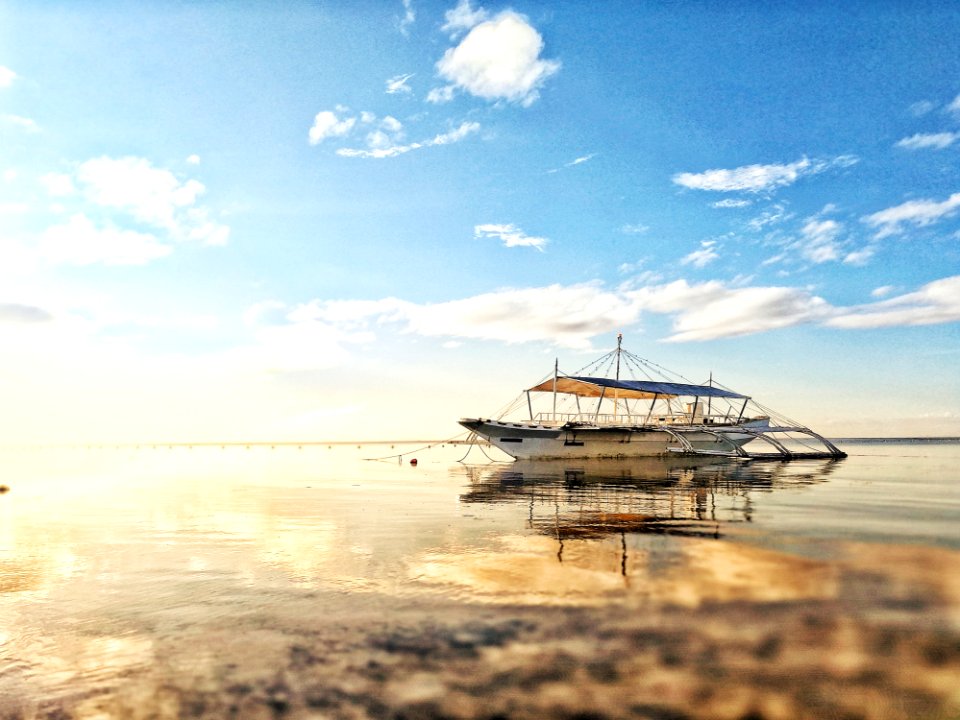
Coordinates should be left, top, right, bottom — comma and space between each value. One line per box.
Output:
619, 270, 663, 288
425, 86, 456, 104
547, 153, 598, 174
402, 284, 637, 348
271, 272, 960, 352
711, 199, 752, 209
0, 66, 15, 87
665, 286, 830, 342
672, 155, 858, 193
243, 299, 288, 328
842, 245, 876, 266
628, 280, 832, 342
41, 173, 76, 197
180, 207, 231, 246
73, 156, 227, 244
2, 114, 39, 133
308, 110, 356, 144
895, 132, 960, 150
385, 73, 414, 94
364, 116, 405, 151
295, 281, 696, 347
292, 297, 409, 329
475, 223, 548, 250
78, 157, 203, 225
31, 157, 228, 253
639, 276, 960, 340
366, 130, 391, 150
336, 121, 479, 159
871, 285, 896, 298
621, 223, 650, 235
187, 154, 201, 165
431, 10, 560, 106
39, 213, 171, 266
680, 240, 719, 268
0, 302, 53, 324
221, 298, 392, 374
234, 309, 376, 372
948, 94, 960, 114
294, 283, 640, 349
863, 192, 960, 238
747, 203, 793, 231
827, 276, 960, 329
0, 201, 29, 215
240, 320, 373, 374
799, 218, 842, 263
441, 0, 489, 37
758, 208, 851, 267
398, 0, 415, 35
381, 116, 403, 133
909, 100, 936, 117
567, 154, 596, 167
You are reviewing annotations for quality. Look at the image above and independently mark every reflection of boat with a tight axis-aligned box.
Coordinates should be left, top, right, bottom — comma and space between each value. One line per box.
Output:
460, 456, 839, 541
418, 454, 843, 606
460, 335, 846, 461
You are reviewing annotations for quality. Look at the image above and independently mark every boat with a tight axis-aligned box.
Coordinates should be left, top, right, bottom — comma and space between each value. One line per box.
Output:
459, 335, 846, 461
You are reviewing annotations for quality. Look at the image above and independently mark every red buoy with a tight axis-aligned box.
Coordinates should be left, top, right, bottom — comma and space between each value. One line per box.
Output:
409, 458, 418, 466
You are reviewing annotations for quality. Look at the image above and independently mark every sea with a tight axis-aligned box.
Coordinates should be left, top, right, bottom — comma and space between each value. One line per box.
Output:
0, 439, 958, 720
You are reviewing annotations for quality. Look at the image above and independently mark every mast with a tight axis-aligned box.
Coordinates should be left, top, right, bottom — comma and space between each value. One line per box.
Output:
707, 371, 713, 421
615, 333, 622, 381
613, 333, 622, 419
552, 357, 558, 420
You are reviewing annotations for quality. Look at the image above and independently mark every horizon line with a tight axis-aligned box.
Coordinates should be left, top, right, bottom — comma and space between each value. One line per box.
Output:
2, 436, 959, 450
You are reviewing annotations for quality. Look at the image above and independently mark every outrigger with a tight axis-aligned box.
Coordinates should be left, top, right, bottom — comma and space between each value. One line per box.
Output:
459, 335, 846, 461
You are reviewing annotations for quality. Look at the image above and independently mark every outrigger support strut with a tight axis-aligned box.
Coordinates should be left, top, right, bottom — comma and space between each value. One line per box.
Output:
658, 424, 847, 459
656, 426, 696, 454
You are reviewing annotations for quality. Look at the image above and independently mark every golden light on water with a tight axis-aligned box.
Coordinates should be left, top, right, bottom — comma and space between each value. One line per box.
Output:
1, 444, 959, 719
409, 534, 839, 607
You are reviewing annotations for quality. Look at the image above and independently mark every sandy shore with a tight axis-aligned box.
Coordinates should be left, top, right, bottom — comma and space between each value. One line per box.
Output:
7, 584, 958, 720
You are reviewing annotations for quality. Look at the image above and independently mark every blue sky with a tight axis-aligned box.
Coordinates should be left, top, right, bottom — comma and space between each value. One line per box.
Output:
1, 0, 959, 442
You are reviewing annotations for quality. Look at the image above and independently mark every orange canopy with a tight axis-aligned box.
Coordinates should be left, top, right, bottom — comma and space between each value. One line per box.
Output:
527, 376, 675, 400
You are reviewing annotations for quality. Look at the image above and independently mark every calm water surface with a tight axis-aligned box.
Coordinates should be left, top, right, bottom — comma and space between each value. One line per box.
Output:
0, 441, 958, 719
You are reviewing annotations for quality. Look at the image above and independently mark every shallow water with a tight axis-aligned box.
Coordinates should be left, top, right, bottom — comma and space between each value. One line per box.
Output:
0, 441, 958, 719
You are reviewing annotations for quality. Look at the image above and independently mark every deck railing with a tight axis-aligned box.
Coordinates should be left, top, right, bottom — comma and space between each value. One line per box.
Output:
532, 412, 743, 426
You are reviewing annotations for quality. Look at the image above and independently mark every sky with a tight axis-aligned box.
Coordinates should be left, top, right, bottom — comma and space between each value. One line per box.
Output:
1, 0, 959, 443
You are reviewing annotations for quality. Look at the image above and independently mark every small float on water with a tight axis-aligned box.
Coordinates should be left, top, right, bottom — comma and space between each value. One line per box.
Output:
459, 335, 846, 461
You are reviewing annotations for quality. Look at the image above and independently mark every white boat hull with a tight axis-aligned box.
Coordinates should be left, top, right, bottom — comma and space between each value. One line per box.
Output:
459, 418, 766, 460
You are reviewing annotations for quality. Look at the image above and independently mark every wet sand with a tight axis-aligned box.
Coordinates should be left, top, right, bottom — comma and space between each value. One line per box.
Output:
6, 544, 959, 720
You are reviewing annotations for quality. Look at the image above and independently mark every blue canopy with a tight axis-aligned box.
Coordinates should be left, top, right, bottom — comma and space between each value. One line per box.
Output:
570, 376, 747, 399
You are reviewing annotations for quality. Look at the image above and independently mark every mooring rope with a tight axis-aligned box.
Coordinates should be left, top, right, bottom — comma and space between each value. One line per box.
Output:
455, 432, 478, 463
362, 430, 471, 462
